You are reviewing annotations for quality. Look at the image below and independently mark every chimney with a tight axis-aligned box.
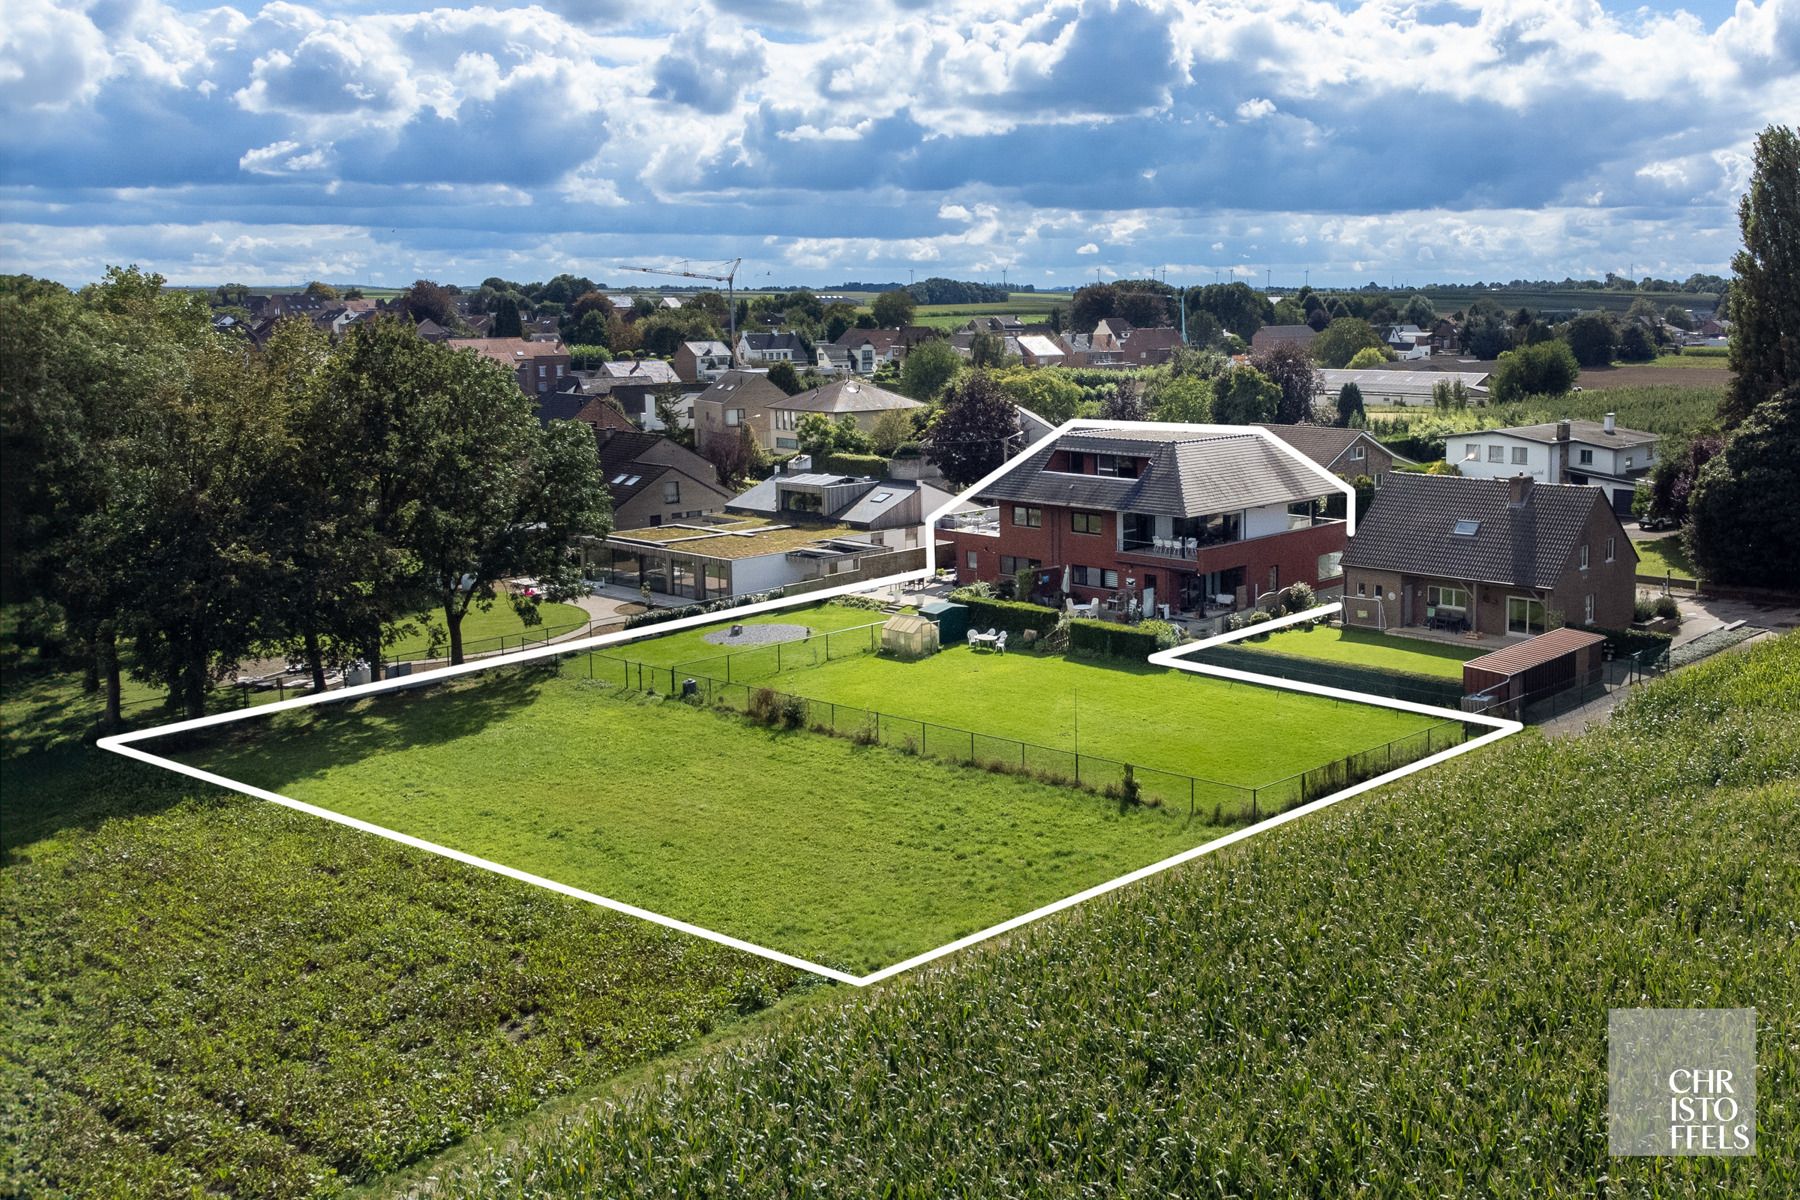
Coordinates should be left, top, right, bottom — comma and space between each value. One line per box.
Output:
1508, 474, 1534, 507
1604, 412, 1616, 435
1555, 419, 1571, 443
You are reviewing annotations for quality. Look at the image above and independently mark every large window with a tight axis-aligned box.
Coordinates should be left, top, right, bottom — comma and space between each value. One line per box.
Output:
999, 555, 1042, 576
1070, 566, 1119, 589
1427, 584, 1469, 611
1011, 505, 1042, 528
704, 561, 730, 598
1070, 511, 1102, 534
670, 559, 698, 599
725, 408, 743, 427
663, 480, 681, 505
1487, 445, 1504, 462
1511, 446, 1528, 465
1507, 596, 1547, 635
1579, 448, 1595, 465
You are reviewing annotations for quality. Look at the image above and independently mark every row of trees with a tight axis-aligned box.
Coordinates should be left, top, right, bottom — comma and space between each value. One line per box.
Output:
2, 271, 612, 723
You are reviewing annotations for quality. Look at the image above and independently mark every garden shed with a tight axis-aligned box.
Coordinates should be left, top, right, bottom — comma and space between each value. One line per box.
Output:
1463, 627, 1605, 713
882, 613, 939, 659
918, 599, 969, 643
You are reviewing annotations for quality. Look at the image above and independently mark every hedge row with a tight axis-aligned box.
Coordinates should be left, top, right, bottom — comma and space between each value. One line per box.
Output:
1199, 642, 1466, 706
952, 595, 1061, 640
813, 451, 889, 477
1591, 626, 1675, 660
1068, 619, 1160, 660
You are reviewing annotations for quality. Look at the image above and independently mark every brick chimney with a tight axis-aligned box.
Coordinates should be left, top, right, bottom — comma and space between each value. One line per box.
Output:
1508, 473, 1534, 507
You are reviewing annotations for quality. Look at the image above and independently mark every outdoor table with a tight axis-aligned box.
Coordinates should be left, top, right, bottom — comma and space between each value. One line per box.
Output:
970, 632, 999, 651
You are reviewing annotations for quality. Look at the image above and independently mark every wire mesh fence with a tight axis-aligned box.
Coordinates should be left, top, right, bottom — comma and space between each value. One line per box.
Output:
577, 646, 1482, 825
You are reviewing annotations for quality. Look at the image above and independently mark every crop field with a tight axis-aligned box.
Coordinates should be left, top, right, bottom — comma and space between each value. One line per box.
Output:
165, 670, 1234, 973
1228, 624, 1479, 680
0, 658, 806, 1199
392, 635, 1800, 1200
1415, 286, 1719, 314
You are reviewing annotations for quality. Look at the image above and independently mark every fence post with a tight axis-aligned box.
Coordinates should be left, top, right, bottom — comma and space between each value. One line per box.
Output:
969, 730, 975, 764
1189, 776, 1194, 818
1252, 788, 1258, 823
777, 642, 783, 672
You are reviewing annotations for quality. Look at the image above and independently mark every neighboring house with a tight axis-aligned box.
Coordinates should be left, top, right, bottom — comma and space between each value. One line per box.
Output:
1382, 324, 1432, 361
829, 326, 922, 374
1340, 473, 1637, 637
414, 318, 454, 343
594, 428, 732, 527
659, 296, 684, 310
727, 470, 953, 543
693, 368, 791, 456
571, 397, 638, 434
1090, 318, 1133, 352
1429, 318, 1461, 354
1451, 416, 1656, 517
962, 315, 1027, 335
736, 330, 808, 364
938, 426, 1348, 619
1255, 423, 1414, 484
535, 386, 592, 425
1117, 326, 1184, 365
1315, 368, 1490, 408
1250, 324, 1319, 355
673, 339, 732, 383
816, 344, 855, 374
1017, 334, 1066, 367
449, 337, 572, 395
764, 380, 925, 452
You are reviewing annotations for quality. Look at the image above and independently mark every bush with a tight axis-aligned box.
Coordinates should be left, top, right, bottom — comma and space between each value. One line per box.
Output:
814, 451, 888, 477
1134, 619, 1184, 650
779, 694, 809, 730
835, 594, 887, 611
747, 687, 780, 725
1633, 596, 1656, 623
1654, 595, 1681, 621
950, 594, 1060, 641
1067, 619, 1160, 660
622, 589, 787, 630
1275, 582, 1317, 616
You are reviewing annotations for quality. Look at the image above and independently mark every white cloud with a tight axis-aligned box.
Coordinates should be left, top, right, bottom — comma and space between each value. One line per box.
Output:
1234, 97, 1275, 120
1076, 241, 1099, 254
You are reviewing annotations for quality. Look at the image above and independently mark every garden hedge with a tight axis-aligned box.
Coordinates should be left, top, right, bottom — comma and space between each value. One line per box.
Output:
814, 451, 889, 477
952, 595, 1060, 641
1068, 619, 1161, 660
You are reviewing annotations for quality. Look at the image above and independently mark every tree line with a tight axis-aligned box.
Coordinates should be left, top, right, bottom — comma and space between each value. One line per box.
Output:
2, 269, 612, 724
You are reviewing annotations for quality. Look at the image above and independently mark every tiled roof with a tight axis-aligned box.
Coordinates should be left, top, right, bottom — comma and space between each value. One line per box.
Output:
1480, 419, 1659, 450
572, 398, 636, 432
695, 369, 789, 410
449, 337, 568, 365
1341, 474, 1620, 588
598, 358, 681, 383
1255, 423, 1416, 469
1252, 324, 1318, 348
975, 427, 1332, 518
741, 331, 807, 351
765, 379, 923, 414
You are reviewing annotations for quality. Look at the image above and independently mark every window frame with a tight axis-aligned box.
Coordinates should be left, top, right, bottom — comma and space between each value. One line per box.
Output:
1011, 505, 1043, 529
1070, 510, 1102, 535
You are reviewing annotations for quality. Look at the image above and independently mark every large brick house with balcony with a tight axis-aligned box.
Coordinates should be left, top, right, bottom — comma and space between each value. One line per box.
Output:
1339, 473, 1637, 638
939, 427, 1347, 619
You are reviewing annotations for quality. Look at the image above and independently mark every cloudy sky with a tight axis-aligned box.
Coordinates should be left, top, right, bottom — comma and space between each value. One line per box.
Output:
2, 0, 1795, 289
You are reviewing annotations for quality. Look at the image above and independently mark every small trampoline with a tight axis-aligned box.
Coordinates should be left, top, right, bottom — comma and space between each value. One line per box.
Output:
702, 622, 812, 647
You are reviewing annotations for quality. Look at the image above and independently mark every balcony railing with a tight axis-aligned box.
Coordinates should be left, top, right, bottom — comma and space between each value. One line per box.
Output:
941, 507, 1000, 534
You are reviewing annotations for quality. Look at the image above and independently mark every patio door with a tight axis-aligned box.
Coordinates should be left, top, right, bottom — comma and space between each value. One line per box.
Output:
1506, 596, 1546, 636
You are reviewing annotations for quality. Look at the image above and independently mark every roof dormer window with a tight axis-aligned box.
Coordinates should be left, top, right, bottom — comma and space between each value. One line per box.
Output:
1452, 519, 1481, 536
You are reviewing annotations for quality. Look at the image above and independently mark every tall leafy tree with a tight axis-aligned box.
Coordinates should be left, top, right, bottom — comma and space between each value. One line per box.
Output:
1310, 317, 1386, 368
871, 288, 917, 327
926, 371, 1020, 487
490, 295, 524, 338
1722, 125, 1800, 429
1248, 343, 1319, 423
1211, 367, 1281, 424
1489, 340, 1580, 403
900, 338, 963, 401
1562, 315, 1618, 367
1335, 382, 1366, 427
1686, 389, 1800, 588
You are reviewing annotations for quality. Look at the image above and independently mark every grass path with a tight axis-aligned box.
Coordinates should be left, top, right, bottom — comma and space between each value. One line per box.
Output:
173, 674, 1227, 973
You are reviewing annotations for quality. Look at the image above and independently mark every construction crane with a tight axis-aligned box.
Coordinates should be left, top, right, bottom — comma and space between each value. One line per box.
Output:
618, 258, 743, 365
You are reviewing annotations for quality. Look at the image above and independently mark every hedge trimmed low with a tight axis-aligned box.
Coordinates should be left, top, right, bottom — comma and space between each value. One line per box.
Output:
814, 451, 889, 477
952, 595, 1060, 641
1068, 619, 1161, 660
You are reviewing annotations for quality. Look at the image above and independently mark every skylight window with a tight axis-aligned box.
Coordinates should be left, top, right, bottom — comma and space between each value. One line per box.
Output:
1453, 519, 1481, 536
625, 475, 643, 486
870, 491, 893, 503
611, 473, 629, 484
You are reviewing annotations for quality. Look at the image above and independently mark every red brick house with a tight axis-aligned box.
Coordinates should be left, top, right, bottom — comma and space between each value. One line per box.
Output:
449, 337, 572, 397
939, 427, 1347, 619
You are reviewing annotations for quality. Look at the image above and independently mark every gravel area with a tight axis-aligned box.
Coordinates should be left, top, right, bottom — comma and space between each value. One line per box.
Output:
702, 622, 812, 647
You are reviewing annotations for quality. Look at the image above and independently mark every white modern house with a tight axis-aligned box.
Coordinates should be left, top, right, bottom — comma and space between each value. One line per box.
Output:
1452, 415, 1657, 518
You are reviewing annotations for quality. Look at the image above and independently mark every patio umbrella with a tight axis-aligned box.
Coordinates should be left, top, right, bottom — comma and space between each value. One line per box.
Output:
1061, 564, 1071, 595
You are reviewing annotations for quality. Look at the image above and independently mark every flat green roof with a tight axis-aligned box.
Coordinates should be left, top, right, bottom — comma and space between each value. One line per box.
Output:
610, 517, 865, 561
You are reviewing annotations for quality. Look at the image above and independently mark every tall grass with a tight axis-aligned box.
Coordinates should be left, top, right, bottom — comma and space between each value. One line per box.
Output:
410, 635, 1799, 1199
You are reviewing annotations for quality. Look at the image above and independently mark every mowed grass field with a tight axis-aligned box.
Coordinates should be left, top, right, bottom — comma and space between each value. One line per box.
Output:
599, 603, 1443, 788
1229, 624, 1479, 680
385, 599, 588, 660
1634, 533, 1701, 580
170, 672, 1231, 973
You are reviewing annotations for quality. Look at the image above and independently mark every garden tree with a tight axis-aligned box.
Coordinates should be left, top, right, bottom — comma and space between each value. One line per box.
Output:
871, 288, 917, 327
1489, 340, 1580, 404
796, 413, 841, 458
1181, 308, 1225, 348
1563, 314, 1618, 367
562, 309, 611, 348
536, 274, 597, 307
1070, 282, 1118, 332
566, 343, 611, 368
1723, 125, 1800, 430
1432, 379, 1471, 409
1402, 294, 1436, 326
988, 365, 1087, 424
1151, 373, 1212, 423
1458, 304, 1512, 359
1249, 343, 1320, 424
900, 337, 963, 400
969, 331, 1008, 367
825, 312, 852, 341
1345, 345, 1389, 369
1115, 283, 1176, 328
1335, 382, 1366, 427
1185, 283, 1271, 341
854, 311, 878, 329
767, 360, 803, 395
1686, 389, 1800, 588
1645, 432, 1723, 524
1300, 305, 1328, 331
870, 407, 917, 455
569, 291, 616, 323
303, 280, 339, 302
636, 309, 724, 358
1047, 305, 1066, 333
688, 291, 730, 326
1310, 317, 1386, 368
401, 362, 611, 665
606, 314, 643, 354
1098, 379, 1149, 422
490, 296, 524, 338
704, 425, 768, 488
395, 279, 457, 328
1211, 365, 1281, 424
1617, 322, 1657, 362
631, 296, 659, 319
926, 371, 1020, 487
654, 390, 694, 448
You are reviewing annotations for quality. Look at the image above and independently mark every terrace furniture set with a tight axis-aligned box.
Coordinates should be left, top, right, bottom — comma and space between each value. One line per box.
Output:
1425, 607, 1470, 633
967, 629, 1008, 653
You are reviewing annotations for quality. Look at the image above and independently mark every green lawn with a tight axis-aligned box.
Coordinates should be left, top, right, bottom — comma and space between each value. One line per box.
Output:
608, 601, 885, 669
385, 600, 589, 660
600, 604, 1444, 790
170, 673, 1229, 974
1633, 534, 1699, 580
1633, 352, 1731, 369
1231, 624, 1479, 680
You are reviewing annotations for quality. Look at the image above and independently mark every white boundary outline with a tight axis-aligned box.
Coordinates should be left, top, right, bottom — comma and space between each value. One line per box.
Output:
98, 419, 1520, 987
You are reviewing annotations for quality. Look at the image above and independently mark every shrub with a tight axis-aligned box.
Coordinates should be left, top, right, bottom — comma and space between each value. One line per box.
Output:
951, 594, 1060, 641
1633, 596, 1657, 623
747, 687, 781, 725
779, 694, 809, 730
1277, 582, 1317, 615
835, 594, 887, 611
815, 451, 888, 477
1653, 595, 1681, 621
1105, 765, 1144, 812
1135, 619, 1184, 650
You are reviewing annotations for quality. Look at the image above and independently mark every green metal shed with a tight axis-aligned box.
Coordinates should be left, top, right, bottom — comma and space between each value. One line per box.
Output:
919, 599, 969, 643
